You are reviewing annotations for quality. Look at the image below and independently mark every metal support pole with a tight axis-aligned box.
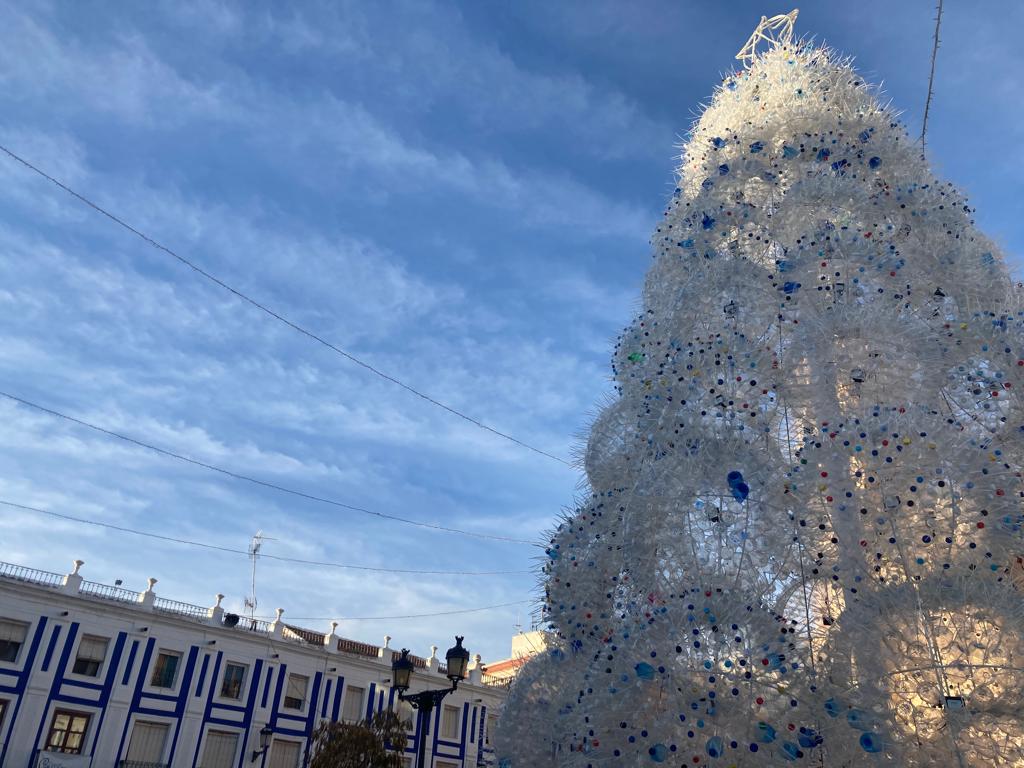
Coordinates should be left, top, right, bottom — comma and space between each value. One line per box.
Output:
400, 684, 455, 768
415, 698, 432, 768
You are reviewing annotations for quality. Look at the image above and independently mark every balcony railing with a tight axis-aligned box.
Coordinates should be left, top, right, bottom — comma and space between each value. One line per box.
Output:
0, 562, 64, 588
153, 597, 208, 622
340, 638, 381, 658
80, 580, 139, 603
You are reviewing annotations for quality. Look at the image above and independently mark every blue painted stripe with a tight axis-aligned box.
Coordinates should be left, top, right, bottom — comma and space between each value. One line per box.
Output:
321, 679, 331, 718
189, 651, 223, 768
211, 701, 248, 714
206, 715, 246, 726
229, 659, 264, 768
237, 659, 264, 760
365, 682, 376, 721
331, 676, 342, 721
122, 640, 139, 686
432, 703, 441, 760
86, 632, 127, 768
459, 701, 470, 758
0, 618, 46, 768
115, 637, 155, 761
195, 653, 210, 697
41, 624, 62, 672
62, 679, 105, 691
260, 665, 273, 708
300, 672, 323, 766
477, 704, 487, 758
140, 691, 179, 703
268, 663, 286, 728
30, 621, 80, 757
164, 645, 200, 766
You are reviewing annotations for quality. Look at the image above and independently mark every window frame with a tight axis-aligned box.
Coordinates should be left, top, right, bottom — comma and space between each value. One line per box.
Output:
45, 709, 91, 754
439, 704, 460, 741
219, 661, 248, 700
282, 672, 308, 710
397, 699, 415, 732
72, 634, 110, 678
0, 618, 30, 665
149, 649, 183, 689
0, 698, 8, 730
124, 718, 171, 763
341, 684, 364, 723
199, 727, 240, 768
267, 737, 302, 768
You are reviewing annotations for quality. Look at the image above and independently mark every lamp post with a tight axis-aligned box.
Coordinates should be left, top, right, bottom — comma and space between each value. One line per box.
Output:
250, 725, 273, 763
392, 636, 471, 768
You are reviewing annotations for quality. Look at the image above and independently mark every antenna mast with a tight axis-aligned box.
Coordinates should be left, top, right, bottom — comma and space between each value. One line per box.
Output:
244, 531, 275, 620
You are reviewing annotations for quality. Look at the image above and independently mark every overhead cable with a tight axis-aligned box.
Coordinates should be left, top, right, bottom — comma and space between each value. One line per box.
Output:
0, 499, 530, 576
0, 390, 535, 546
0, 144, 571, 468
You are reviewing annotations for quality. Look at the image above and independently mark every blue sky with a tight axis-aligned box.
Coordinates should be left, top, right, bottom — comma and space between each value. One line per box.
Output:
1, 0, 1021, 662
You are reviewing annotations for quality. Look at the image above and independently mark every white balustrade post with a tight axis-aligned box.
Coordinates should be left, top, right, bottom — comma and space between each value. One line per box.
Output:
208, 594, 225, 625
378, 634, 392, 664
469, 653, 483, 684
271, 608, 285, 638
62, 559, 85, 595
324, 621, 339, 652
139, 577, 158, 608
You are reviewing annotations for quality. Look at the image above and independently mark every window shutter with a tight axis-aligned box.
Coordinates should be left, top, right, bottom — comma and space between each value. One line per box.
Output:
267, 739, 301, 768
441, 705, 459, 740
78, 636, 108, 662
200, 730, 239, 768
126, 721, 169, 762
0, 620, 27, 643
342, 685, 364, 722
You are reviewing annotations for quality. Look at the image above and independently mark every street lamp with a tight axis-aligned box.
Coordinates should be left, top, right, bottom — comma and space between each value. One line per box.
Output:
392, 636, 470, 768
250, 725, 273, 762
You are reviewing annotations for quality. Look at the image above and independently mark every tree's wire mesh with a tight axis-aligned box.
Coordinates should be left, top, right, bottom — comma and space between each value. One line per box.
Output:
495, 36, 1024, 768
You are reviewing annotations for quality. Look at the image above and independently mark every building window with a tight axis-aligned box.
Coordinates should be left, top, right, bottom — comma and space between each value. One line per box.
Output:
283, 673, 307, 710
220, 662, 247, 699
436, 762, 459, 768
397, 700, 415, 731
149, 650, 182, 688
267, 739, 301, 768
200, 729, 239, 768
0, 698, 8, 729
72, 635, 109, 677
0, 619, 29, 663
46, 710, 90, 754
486, 713, 498, 745
341, 684, 364, 722
440, 704, 459, 740
125, 720, 170, 763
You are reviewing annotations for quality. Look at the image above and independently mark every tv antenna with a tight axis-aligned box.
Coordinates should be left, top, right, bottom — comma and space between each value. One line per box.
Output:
244, 531, 275, 620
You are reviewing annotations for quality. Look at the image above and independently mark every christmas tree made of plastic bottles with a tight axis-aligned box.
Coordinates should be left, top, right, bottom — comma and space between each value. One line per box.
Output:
495, 12, 1024, 768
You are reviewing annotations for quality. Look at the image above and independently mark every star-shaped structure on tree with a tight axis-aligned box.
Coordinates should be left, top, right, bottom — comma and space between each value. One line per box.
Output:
736, 9, 800, 64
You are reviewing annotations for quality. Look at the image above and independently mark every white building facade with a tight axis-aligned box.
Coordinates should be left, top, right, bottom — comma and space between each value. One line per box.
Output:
0, 560, 506, 768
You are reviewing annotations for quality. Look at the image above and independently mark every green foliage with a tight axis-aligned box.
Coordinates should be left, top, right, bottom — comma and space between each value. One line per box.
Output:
308, 710, 409, 768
